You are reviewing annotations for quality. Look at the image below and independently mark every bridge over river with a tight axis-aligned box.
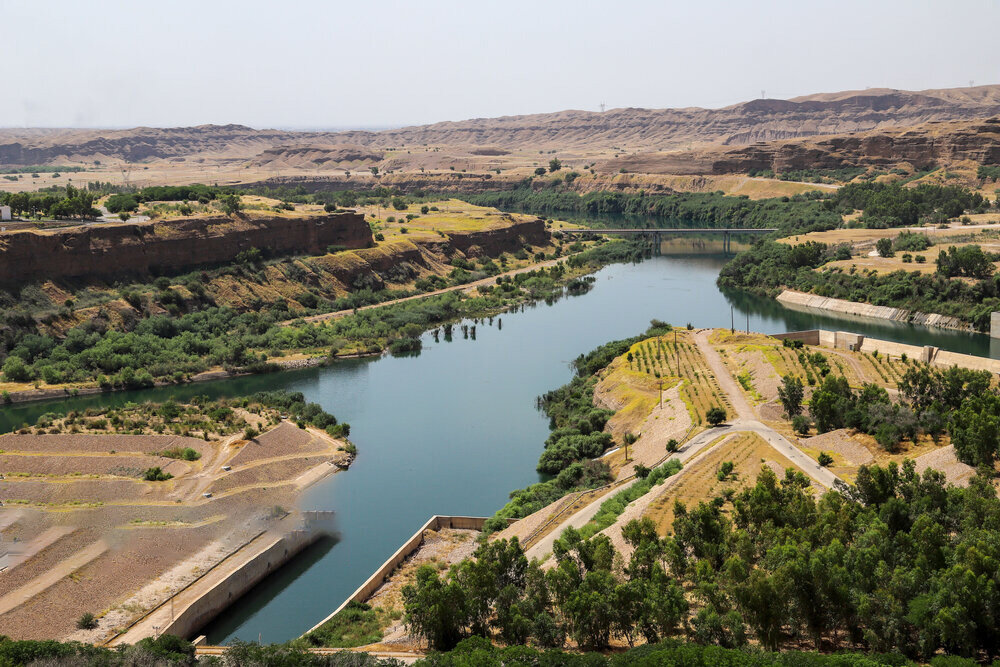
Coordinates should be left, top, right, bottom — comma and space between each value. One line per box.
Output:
561, 227, 777, 253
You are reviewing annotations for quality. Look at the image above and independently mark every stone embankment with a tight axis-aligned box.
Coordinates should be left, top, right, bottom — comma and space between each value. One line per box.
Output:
0, 212, 373, 284
772, 328, 1000, 374
776, 289, 972, 332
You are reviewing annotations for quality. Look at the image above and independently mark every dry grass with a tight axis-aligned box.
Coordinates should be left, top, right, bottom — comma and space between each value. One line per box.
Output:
642, 432, 805, 535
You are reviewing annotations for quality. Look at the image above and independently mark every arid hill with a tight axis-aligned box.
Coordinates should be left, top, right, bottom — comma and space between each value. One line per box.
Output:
603, 117, 1000, 176
3, 84, 1000, 167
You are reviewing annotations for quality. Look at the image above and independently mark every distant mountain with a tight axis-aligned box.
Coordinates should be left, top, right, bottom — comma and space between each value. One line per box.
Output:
2, 84, 1000, 166
603, 117, 1000, 176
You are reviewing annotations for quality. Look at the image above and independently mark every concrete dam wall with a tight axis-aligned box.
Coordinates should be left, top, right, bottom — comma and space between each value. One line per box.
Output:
776, 289, 972, 332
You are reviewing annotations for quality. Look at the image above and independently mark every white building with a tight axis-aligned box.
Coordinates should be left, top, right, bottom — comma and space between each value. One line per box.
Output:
0, 206, 10, 222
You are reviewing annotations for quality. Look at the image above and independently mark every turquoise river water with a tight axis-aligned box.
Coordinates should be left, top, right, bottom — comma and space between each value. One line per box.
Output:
1, 252, 998, 643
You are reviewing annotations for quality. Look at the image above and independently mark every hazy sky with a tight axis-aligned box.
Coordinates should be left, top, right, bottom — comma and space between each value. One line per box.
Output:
4, 0, 999, 130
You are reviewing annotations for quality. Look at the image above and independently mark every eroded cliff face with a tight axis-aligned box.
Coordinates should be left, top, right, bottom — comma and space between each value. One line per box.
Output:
606, 118, 1000, 176
445, 217, 548, 256
0, 212, 373, 284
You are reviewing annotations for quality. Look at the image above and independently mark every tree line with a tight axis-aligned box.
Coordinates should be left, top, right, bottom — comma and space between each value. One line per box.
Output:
718, 239, 1000, 330
403, 460, 1000, 662
0, 184, 99, 219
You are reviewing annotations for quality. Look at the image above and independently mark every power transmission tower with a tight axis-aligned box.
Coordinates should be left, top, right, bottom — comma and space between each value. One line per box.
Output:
761, 90, 766, 99
599, 102, 606, 113
119, 161, 132, 189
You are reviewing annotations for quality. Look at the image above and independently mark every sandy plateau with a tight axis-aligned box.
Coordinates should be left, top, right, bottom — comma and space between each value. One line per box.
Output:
0, 422, 351, 641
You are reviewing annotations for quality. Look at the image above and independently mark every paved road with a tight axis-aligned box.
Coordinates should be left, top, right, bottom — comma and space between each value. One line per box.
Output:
525, 424, 739, 561
525, 329, 843, 560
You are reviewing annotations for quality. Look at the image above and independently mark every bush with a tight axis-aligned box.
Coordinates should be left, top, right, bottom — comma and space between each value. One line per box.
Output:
706, 406, 727, 426
792, 415, 811, 436
76, 612, 98, 629
818, 451, 834, 467
142, 467, 172, 481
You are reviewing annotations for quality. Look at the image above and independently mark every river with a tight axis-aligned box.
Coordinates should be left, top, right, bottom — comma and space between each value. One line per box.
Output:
2, 251, 998, 643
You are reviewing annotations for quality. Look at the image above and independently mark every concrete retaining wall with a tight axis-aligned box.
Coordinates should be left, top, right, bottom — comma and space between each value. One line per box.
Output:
771, 330, 821, 346
305, 515, 507, 635
776, 289, 972, 332
163, 530, 320, 640
774, 328, 1000, 374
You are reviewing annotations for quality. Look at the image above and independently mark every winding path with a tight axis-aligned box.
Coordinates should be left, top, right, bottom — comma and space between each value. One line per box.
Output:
524, 329, 844, 561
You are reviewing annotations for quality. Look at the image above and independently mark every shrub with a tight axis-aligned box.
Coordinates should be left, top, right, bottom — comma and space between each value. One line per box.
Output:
818, 451, 834, 467
706, 406, 727, 426
792, 415, 811, 436
76, 612, 98, 629
142, 467, 172, 481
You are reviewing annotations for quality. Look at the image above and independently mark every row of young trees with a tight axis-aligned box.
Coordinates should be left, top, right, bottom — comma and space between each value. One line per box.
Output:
404, 460, 1000, 661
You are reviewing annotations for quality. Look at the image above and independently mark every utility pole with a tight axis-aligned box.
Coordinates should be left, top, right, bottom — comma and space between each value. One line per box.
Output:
731, 306, 734, 334
674, 329, 679, 376
746, 312, 750, 335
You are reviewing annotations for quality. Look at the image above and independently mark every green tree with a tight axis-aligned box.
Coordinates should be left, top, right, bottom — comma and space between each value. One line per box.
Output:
875, 237, 894, 257
706, 406, 727, 426
221, 194, 242, 216
549, 158, 562, 173
951, 393, 1000, 466
777, 374, 804, 416
403, 564, 469, 651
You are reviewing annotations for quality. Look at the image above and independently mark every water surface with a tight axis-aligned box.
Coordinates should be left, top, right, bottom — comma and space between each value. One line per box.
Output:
1, 254, 995, 642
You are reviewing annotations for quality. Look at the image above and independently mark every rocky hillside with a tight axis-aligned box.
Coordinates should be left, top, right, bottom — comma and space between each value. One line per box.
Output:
4, 85, 1000, 165
604, 117, 1000, 176
0, 212, 373, 284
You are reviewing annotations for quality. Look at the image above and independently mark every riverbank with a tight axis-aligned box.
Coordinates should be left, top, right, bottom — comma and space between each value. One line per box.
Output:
0, 394, 352, 642
776, 289, 973, 332
2, 240, 647, 409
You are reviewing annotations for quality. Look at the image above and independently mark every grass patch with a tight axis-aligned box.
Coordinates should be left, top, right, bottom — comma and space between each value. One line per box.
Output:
303, 601, 385, 648
571, 458, 682, 541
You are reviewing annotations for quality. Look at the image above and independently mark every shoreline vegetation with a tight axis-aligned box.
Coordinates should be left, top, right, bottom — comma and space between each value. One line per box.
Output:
483, 322, 674, 534
386, 328, 1000, 662
0, 237, 652, 407
0, 182, 665, 406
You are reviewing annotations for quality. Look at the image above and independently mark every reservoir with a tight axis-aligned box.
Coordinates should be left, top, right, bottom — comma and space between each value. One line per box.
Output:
1, 251, 996, 643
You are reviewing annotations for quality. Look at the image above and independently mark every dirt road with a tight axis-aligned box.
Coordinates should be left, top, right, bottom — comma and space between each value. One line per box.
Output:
281, 256, 569, 327
525, 329, 843, 560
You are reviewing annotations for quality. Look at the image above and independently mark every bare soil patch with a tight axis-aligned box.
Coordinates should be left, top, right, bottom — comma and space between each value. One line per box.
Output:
0, 454, 170, 477
800, 429, 874, 466
914, 446, 975, 487
208, 456, 329, 494
228, 422, 329, 466
0, 434, 208, 456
